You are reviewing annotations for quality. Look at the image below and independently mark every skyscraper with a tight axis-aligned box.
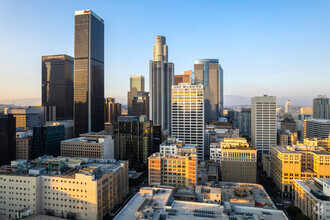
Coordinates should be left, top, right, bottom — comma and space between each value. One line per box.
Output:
194, 59, 223, 122
153, 35, 168, 62
0, 114, 16, 165
171, 83, 205, 161
149, 36, 174, 131
251, 95, 277, 156
105, 97, 121, 124
114, 116, 153, 170
74, 9, 104, 137
313, 95, 330, 119
285, 99, 292, 113
42, 54, 73, 120
132, 92, 149, 118
128, 75, 145, 115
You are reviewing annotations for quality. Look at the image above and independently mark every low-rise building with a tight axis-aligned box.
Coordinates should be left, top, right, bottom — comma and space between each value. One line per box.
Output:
293, 178, 330, 220
114, 186, 287, 220
278, 130, 298, 146
304, 136, 330, 151
271, 145, 330, 197
210, 138, 257, 183
0, 156, 128, 220
159, 137, 197, 156
148, 151, 197, 189
61, 131, 114, 159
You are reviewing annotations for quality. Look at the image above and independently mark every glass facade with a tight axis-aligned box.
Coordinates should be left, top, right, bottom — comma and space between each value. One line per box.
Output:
42, 55, 73, 120
74, 10, 104, 137
194, 59, 223, 121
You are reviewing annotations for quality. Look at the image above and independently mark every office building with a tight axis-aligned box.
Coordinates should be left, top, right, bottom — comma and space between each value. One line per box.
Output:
210, 138, 257, 183
313, 95, 330, 119
42, 54, 74, 120
131, 92, 149, 118
197, 161, 219, 183
304, 136, 330, 151
0, 114, 16, 165
236, 108, 251, 138
152, 124, 162, 154
31, 125, 65, 159
174, 74, 191, 85
127, 75, 145, 115
4, 107, 42, 130
0, 157, 128, 220
251, 95, 277, 156
285, 99, 292, 113
115, 186, 288, 220
46, 120, 74, 139
300, 106, 313, 115
280, 118, 297, 133
278, 130, 298, 146
104, 97, 121, 124
270, 145, 330, 197
74, 9, 104, 137
171, 83, 205, 160
148, 151, 197, 189
16, 131, 33, 160
61, 132, 114, 159
194, 59, 223, 121
153, 35, 168, 62
113, 116, 153, 170
149, 35, 174, 131
293, 178, 330, 220
304, 119, 330, 139
159, 137, 197, 155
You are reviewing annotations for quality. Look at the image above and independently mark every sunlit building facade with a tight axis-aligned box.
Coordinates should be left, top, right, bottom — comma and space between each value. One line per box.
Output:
251, 95, 277, 156
171, 83, 204, 160
148, 151, 197, 189
0, 157, 128, 220
270, 145, 330, 197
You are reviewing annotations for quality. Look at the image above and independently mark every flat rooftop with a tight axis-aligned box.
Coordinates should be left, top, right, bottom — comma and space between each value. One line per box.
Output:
114, 187, 173, 220
232, 206, 288, 220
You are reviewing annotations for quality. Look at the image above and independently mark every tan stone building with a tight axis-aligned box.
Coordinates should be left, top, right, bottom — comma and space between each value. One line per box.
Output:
0, 157, 128, 220
304, 136, 330, 151
148, 152, 197, 189
61, 132, 114, 159
270, 145, 330, 196
210, 138, 257, 183
16, 131, 33, 160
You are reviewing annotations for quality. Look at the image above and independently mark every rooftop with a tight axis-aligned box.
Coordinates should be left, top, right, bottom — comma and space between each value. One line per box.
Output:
273, 145, 330, 155
0, 156, 125, 180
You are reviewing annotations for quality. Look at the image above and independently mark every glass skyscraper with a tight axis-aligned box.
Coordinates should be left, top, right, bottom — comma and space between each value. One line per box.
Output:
194, 59, 223, 122
74, 9, 104, 137
42, 54, 73, 120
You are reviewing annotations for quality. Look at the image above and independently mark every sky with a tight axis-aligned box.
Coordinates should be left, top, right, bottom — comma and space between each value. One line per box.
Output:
0, 0, 330, 106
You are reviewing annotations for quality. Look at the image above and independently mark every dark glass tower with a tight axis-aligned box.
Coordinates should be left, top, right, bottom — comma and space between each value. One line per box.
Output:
74, 9, 104, 137
0, 114, 16, 165
42, 54, 73, 120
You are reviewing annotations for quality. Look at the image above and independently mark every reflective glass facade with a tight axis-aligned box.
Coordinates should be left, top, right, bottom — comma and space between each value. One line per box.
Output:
74, 10, 104, 137
194, 59, 223, 121
42, 55, 73, 120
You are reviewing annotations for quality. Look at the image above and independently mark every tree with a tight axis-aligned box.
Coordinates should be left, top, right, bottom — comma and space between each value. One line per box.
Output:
295, 214, 310, 220
286, 205, 302, 218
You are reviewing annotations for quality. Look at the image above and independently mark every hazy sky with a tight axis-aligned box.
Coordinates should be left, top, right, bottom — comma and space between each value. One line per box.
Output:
1, 0, 330, 106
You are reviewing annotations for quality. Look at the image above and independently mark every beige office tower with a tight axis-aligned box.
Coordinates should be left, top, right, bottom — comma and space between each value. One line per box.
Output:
171, 83, 205, 161
127, 75, 145, 115
153, 35, 168, 62
251, 95, 277, 156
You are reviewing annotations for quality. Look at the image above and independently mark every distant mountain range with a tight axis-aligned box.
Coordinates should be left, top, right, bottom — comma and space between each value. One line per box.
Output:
0, 95, 312, 108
